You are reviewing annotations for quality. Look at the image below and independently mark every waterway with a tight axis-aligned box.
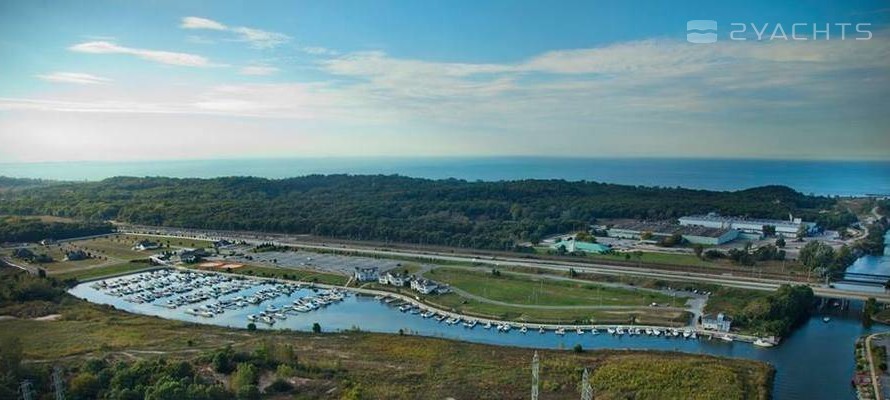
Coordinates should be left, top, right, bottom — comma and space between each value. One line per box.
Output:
70, 274, 887, 400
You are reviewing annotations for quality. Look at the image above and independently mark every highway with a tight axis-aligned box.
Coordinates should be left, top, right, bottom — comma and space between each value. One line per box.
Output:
115, 225, 890, 303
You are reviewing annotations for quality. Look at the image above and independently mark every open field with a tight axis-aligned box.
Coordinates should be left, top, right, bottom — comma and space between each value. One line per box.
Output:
428, 267, 682, 307
426, 292, 691, 325
53, 261, 157, 281
0, 297, 772, 399
224, 264, 350, 286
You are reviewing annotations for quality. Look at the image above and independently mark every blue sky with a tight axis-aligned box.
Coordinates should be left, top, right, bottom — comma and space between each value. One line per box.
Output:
0, 0, 888, 162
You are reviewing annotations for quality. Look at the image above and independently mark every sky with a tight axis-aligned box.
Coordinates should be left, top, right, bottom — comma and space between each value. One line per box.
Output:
0, 0, 888, 162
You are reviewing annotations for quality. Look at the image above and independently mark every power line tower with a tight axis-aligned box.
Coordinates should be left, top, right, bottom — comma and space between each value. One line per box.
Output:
52, 366, 66, 400
581, 368, 593, 400
531, 351, 540, 400
19, 380, 34, 400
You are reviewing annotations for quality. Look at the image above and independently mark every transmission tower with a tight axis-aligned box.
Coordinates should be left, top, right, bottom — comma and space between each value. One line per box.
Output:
19, 380, 34, 400
531, 351, 540, 400
52, 366, 66, 400
581, 368, 593, 400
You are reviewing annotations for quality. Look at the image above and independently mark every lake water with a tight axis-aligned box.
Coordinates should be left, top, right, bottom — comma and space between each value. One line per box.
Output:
3, 157, 889, 196
70, 273, 887, 400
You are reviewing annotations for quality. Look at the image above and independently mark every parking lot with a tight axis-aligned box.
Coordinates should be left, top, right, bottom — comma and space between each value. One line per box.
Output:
229, 247, 405, 276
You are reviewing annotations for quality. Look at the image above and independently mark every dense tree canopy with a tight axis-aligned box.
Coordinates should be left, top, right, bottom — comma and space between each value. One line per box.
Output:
0, 216, 113, 243
0, 175, 843, 250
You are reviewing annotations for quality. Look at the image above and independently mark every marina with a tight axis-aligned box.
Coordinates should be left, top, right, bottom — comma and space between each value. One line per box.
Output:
69, 268, 889, 400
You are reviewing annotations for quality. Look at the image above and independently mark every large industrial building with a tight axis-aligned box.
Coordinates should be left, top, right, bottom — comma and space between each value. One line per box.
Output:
678, 213, 817, 237
604, 220, 739, 245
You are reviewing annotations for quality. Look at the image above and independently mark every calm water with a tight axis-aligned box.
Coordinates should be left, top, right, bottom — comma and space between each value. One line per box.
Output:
70, 277, 886, 400
3, 157, 889, 196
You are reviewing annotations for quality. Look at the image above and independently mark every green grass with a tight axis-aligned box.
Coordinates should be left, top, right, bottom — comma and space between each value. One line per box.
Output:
428, 267, 681, 307
226, 264, 350, 286
427, 293, 690, 325
54, 262, 157, 281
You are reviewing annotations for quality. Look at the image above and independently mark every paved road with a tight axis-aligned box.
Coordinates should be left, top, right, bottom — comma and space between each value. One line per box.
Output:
868, 332, 885, 400
116, 226, 890, 302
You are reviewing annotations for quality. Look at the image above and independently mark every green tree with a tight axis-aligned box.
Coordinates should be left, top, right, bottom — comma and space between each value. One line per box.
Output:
312, 322, 322, 333
799, 241, 836, 277
692, 244, 704, 259
70, 372, 101, 400
231, 363, 258, 393
775, 236, 786, 248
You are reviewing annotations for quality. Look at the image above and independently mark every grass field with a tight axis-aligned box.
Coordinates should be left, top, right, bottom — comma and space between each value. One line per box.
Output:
428, 267, 682, 307
427, 293, 691, 325
54, 261, 158, 281
0, 298, 772, 399
225, 264, 350, 286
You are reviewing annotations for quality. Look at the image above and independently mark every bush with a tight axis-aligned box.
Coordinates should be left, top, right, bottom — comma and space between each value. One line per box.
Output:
266, 378, 293, 393
573, 344, 584, 353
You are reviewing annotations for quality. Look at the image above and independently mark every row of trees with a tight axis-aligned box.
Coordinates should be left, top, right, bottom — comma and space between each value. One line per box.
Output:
799, 241, 857, 278
0, 176, 843, 251
0, 216, 113, 243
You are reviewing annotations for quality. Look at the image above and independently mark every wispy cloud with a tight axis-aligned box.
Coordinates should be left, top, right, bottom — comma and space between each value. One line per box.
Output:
301, 46, 338, 56
239, 65, 279, 76
180, 16, 290, 49
69, 41, 213, 67
180, 16, 227, 30
36, 72, 111, 85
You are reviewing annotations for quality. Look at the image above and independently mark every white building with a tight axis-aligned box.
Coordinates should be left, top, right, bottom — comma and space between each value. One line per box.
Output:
133, 240, 161, 251
679, 213, 817, 237
380, 272, 408, 287
410, 279, 439, 294
353, 267, 379, 282
702, 312, 732, 332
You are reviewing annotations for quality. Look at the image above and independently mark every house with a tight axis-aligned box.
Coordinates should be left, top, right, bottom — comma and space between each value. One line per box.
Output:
354, 266, 380, 282
701, 312, 732, 332
179, 248, 209, 264
379, 271, 409, 287
410, 278, 440, 294
65, 250, 89, 261
133, 240, 161, 251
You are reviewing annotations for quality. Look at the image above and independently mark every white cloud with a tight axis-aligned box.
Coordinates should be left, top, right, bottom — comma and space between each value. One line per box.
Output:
301, 46, 338, 56
36, 72, 111, 85
180, 16, 227, 30
69, 41, 212, 67
239, 65, 279, 76
180, 16, 291, 49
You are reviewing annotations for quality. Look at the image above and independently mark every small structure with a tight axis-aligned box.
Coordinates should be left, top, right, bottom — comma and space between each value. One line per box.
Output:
550, 239, 610, 254
64, 250, 89, 261
179, 248, 209, 264
213, 239, 234, 249
702, 312, 732, 332
380, 271, 409, 287
410, 278, 440, 294
39, 238, 55, 246
133, 240, 161, 251
353, 266, 380, 282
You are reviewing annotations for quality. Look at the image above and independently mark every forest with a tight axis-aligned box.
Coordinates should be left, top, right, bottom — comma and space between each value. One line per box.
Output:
0, 175, 849, 250
0, 216, 114, 243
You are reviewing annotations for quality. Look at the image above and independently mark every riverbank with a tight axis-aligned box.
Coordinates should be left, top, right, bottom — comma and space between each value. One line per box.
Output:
0, 295, 774, 399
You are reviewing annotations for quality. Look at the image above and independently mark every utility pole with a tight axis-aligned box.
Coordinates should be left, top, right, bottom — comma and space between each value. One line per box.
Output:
581, 368, 593, 400
52, 366, 66, 400
19, 380, 34, 400
531, 351, 540, 400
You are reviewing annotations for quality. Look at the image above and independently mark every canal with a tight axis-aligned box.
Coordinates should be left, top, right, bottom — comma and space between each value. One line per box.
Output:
70, 273, 888, 400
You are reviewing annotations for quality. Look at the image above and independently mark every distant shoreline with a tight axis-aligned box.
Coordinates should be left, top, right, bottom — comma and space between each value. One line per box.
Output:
1, 157, 889, 196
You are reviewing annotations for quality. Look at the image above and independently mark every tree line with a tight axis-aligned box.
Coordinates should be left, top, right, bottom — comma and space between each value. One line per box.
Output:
0, 175, 848, 250
0, 216, 113, 243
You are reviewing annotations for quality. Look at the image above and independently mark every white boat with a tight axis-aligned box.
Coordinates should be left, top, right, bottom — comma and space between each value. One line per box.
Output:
591, 328, 599, 335
720, 335, 734, 342
754, 338, 775, 348
483, 322, 492, 329
555, 327, 566, 336
520, 326, 528, 334
247, 314, 258, 321
576, 328, 584, 335
823, 317, 831, 323
539, 327, 546, 334
607, 327, 616, 335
